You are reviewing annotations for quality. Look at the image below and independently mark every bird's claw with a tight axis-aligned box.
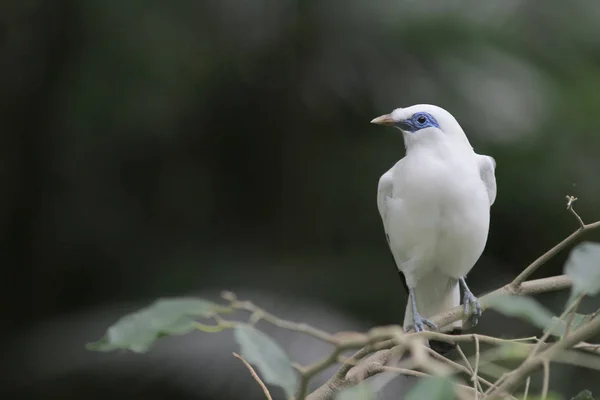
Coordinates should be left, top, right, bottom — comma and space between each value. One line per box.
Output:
463, 291, 482, 326
413, 313, 438, 332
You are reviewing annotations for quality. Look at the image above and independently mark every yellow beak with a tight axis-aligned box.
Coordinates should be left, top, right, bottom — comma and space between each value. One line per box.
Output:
370, 114, 395, 126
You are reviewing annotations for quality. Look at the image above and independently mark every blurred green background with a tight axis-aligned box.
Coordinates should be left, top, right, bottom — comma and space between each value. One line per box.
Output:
2, 0, 600, 399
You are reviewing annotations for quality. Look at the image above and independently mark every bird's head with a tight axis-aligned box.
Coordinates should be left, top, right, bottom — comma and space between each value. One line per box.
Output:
371, 104, 471, 149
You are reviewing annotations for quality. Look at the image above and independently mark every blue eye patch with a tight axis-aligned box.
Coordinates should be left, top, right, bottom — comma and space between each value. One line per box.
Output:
396, 112, 440, 132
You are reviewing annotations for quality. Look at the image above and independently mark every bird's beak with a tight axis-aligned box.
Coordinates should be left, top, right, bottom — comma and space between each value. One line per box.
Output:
370, 114, 395, 126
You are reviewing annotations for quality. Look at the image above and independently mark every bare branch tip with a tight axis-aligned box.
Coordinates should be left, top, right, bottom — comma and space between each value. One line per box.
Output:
566, 194, 578, 209
221, 290, 237, 302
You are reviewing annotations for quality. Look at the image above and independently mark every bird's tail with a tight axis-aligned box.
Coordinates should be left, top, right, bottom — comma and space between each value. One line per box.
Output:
403, 274, 461, 354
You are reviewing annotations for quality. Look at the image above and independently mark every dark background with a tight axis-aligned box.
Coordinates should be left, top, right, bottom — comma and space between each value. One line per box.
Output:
2, 1, 600, 399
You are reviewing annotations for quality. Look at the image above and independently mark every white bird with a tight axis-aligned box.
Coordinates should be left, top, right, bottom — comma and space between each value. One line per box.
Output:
371, 104, 496, 336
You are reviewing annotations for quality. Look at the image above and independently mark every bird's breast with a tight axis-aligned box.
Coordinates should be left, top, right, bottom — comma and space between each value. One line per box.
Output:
387, 150, 490, 277
393, 147, 485, 203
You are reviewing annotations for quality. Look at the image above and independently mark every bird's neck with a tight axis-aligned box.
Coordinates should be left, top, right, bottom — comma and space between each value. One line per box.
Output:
403, 134, 472, 159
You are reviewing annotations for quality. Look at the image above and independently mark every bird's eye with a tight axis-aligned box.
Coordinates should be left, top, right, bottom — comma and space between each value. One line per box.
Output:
417, 115, 427, 124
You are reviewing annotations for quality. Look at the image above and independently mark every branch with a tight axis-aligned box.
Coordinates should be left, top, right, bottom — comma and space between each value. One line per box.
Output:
430, 275, 572, 330
378, 366, 481, 397
540, 360, 550, 400
221, 292, 337, 344
424, 346, 516, 400
295, 328, 401, 399
473, 337, 481, 398
528, 292, 585, 358
221, 274, 572, 400
564, 294, 585, 338
223, 271, 591, 400
488, 310, 600, 398
523, 377, 531, 400
306, 275, 571, 400
567, 195, 585, 229
510, 196, 600, 288
233, 352, 273, 400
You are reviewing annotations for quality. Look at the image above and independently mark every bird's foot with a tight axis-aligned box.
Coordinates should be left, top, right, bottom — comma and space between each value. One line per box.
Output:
463, 291, 482, 326
413, 313, 438, 332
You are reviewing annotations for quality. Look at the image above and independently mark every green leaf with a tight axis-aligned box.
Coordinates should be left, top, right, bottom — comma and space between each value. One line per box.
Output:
87, 298, 222, 353
485, 295, 553, 329
405, 376, 456, 400
544, 314, 593, 338
571, 390, 595, 400
234, 324, 298, 399
336, 383, 376, 400
564, 242, 600, 296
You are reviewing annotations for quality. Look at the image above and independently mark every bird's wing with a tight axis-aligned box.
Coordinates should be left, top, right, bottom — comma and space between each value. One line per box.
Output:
377, 167, 394, 240
377, 165, 409, 292
477, 154, 497, 206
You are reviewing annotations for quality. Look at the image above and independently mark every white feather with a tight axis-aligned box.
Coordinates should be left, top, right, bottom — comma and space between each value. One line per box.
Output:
477, 155, 497, 206
375, 104, 496, 332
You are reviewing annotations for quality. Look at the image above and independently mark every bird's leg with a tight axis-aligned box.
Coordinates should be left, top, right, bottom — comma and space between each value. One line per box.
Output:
409, 288, 438, 332
459, 277, 482, 326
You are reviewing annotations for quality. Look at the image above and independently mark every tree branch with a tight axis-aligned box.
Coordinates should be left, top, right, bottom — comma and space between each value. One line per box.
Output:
221, 292, 338, 344
540, 360, 550, 400
488, 309, 600, 398
523, 377, 531, 400
431, 275, 572, 330
510, 196, 600, 288
233, 352, 273, 400
306, 275, 572, 400
424, 346, 516, 400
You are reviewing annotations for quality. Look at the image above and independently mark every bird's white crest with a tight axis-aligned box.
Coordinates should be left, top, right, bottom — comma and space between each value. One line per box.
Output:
373, 104, 497, 337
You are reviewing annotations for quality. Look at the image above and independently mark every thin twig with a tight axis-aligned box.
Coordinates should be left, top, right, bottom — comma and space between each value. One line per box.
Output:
523, 377, 531, 400
510, 198, 600, 288
296, 340, 388, 399
233, 352, 273, 400
489, 310, 600, 398
541, 360, 550, 400
228, 298, 337, 344
355, 365, 478, 398
413, 339, 454, 375
566, 195, 585, 229
564, 294, 585, 337
473, 336, 480, 399
296, 328, 401, 399
575, 342, 600, 353
418, 331, 536, 347
455, 344, 483, 397
464, 343, 530, 380
424, 347, 513, 398
485, 373, 509, 397
377, 365, 430, 379
529, 292, 585, 358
